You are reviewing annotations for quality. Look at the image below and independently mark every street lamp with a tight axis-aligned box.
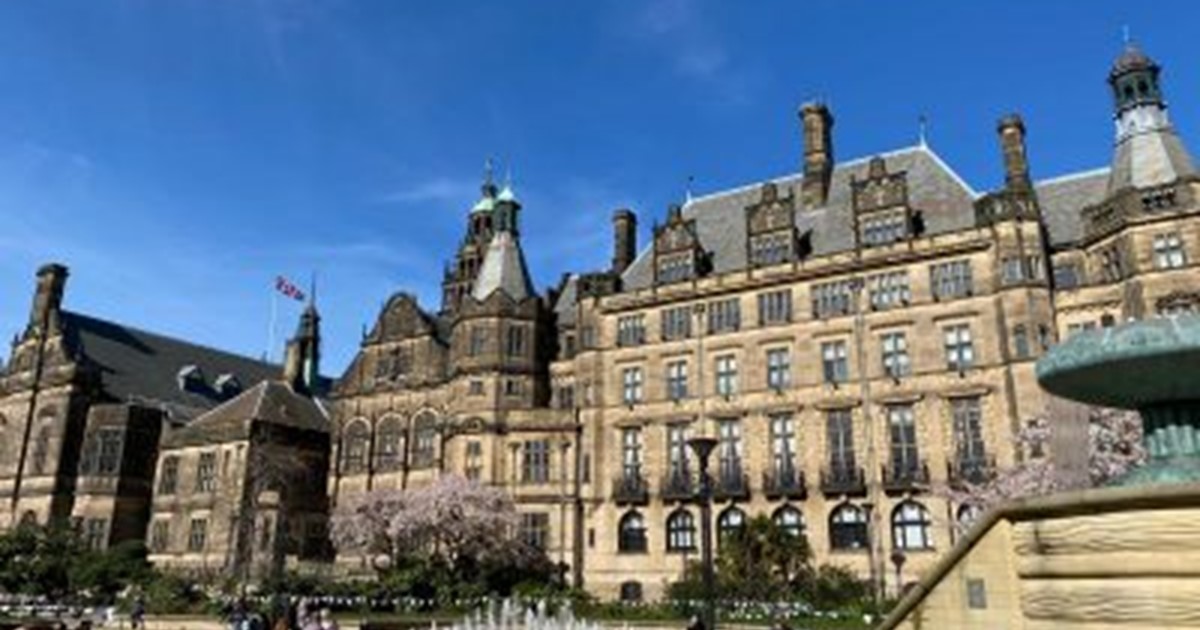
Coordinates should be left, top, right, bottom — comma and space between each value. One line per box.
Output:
890, 549, 907, 599
687, 435, 718, 630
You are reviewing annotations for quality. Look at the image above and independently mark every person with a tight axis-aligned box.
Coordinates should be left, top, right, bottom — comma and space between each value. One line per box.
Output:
130, 596, 146, 629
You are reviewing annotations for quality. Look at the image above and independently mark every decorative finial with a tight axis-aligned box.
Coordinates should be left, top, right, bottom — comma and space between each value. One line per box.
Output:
484, 157, 495, 186
918, 114, 929, 147
684, 175, 695, 205
1122, 24, 1131, 46
504, 160, 513, 188
309, 271, 318, 307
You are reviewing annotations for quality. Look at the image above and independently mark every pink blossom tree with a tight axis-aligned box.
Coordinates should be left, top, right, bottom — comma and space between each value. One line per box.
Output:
946, 406, 1145, 528
330, 474, 535, 569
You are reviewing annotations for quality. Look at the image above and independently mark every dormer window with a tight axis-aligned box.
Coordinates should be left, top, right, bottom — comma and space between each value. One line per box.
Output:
214, 374, 242, 399
176, 365, 205, 393
746, 182, 799, 267
653, 204, 707, 286
852, 157, 914, 248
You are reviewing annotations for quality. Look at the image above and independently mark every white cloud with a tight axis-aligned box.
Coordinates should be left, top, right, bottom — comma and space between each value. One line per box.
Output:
375, 176, 479, 205
629, 0, 732, 82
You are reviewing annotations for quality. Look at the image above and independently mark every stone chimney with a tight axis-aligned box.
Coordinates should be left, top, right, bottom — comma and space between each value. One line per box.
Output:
612, 209, 637, 275
800, 102, 834, 209
997, 113, 1032, 191
27, 263, 68, 337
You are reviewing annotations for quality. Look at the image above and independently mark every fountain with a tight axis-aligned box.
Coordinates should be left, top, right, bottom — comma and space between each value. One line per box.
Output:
449, 598, 600, 630
1037, 314, 1200, 485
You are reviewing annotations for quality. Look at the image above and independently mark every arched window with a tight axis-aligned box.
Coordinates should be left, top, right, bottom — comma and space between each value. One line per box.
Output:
717, 506, 745, 543
666, 509, 696, 552
892, 501, 934, 551
829, 503, 868, 551
773, 505, 805, 538
374, 416, 403, 471
412, 412, 438, 468
956, 503, 983, 533
618, 511, 647, 553
341, 421, 370, 473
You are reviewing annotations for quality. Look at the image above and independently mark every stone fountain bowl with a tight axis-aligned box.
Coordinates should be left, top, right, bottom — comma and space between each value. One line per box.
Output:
1036, 315, 1200, 410
1037, 314, 1200, 485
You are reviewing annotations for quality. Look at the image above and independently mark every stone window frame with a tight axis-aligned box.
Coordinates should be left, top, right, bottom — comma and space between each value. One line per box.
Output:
769, 412, 797, 476
621, 366, 644, 405
717, 506, 746, 545
660, 306, 692, 341
149, 519, 170, 553
665, 360, 689, 401
867, 270, 910, 310
519, 512, 550, 550
886, 405, 920, 475
195, 452, 218, 493
766, 346, 792, 390
714, 354, 739, 397
880, 331, 911, 378
520, 439, 551, 484
821, 340, 850, 384
373, 415, 404, 472
943, 323, 975, 371
930, 259, 974, 300
757, 289, 794, 326
617, 510, 648, 554
616, 314, 647, 348
665, 508, 697, 553
772, 504, 806, 538
829, 503, 868, 551
706, 298, 741, 334
891, 500, 935, 551
187, 517, 208, 552
1153, 232, 1187, 269
157, 456, 180, 495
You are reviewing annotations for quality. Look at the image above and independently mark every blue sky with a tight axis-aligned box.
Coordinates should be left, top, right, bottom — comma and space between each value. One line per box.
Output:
1, 1, 1198, 376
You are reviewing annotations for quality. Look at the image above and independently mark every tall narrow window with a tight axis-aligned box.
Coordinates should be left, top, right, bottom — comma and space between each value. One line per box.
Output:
868, 271, 910, 310
881, 332, 911, 378
157, 456, 179, 495
812, 281, 853, 318
621, 428, 642, 479
374, 418, 403, 471
826, 409, 856, 471
521, 440, 551, 484
821, 341, 849, 384
665, 360, 689, 401
94, 428, 123, 475
187, 518, 208, 552
150, 520, 170, 553
621, 367, 644, 404
413, 415, 438, 468
952, 397, 988, 472
469, 326, 487, 357
887, 405, 919, 474
84, 518, 107, 551
944, 324, 975, 371
714, 355, 738, 397
195, 452, 217, 493
666, 424, 690, 477
505, 325, 527, 357
769, 413, 796, 476
717, 419, 743, 480
465, 440, 483, 481
766, 347, 791, 390
1013, 325, 1030, 359
342, 422, 369, 473
718, 507, 746, 542
773, 505, 805, 538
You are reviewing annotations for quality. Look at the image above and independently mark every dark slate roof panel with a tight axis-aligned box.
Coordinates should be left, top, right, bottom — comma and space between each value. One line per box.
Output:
1034, 168, 1110, 246
166, 380, 330, 446
62, 311, 283, 420
553, 275, 579, 326
620, 145, 978, 291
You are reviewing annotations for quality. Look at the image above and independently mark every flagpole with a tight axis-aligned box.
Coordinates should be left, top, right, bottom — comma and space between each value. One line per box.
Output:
267, 281, 278, 363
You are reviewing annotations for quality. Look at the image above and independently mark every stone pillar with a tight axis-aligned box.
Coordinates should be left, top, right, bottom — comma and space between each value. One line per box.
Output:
800, 102, 834, 209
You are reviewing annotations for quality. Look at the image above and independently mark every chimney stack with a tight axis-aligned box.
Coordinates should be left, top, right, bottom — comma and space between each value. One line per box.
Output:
612, 209, 638, 275
28, 263, 68, 337
800, 102, 835, 209
997, 114, 1031, 191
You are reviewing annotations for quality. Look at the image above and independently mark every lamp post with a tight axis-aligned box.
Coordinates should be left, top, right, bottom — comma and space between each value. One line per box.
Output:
890, 549, 907, 599
687, 435, 718, 630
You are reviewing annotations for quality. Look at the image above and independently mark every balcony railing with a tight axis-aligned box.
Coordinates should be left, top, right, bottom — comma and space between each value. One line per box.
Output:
819, 463, 866, 496
612, 473, 650, 505
660, 470, 696, 502
763, 465, 807, 500
713, 465, 750, 501
947, 455, 997, 486
882, 460, 931, 493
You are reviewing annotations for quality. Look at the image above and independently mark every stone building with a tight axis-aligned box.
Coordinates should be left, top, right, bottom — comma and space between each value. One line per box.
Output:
0, 264, 283, 549
146, 305, 332, 576
331, 44, 1200, 601
2, 43, 1198, 603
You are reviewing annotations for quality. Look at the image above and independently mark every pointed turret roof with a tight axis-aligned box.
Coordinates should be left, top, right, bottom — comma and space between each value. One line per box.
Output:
471, 230, 535, 302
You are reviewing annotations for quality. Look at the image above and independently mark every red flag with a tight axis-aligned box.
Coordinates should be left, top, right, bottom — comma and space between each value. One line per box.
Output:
275, 275, 306, 302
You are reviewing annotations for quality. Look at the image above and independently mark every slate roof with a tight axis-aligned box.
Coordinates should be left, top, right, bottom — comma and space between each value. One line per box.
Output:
552, 275, 579, 326
1034, 168, 1111, 247
621, 144, 979, 291
472, 231, 536, 301
165, 380, 330, 447
61, 311, 284, 421
1108, 126, 1197, 194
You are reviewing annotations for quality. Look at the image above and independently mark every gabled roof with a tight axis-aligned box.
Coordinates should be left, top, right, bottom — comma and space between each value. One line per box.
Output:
552, 275, 579, 326
620, 144, 978, 291
62, 311, 282, 421
165, 380, 330, 447
472, 231, 536, 302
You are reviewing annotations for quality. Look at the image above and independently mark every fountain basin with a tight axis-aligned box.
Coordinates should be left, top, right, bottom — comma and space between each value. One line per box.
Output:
1037, 314, 1200, 485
